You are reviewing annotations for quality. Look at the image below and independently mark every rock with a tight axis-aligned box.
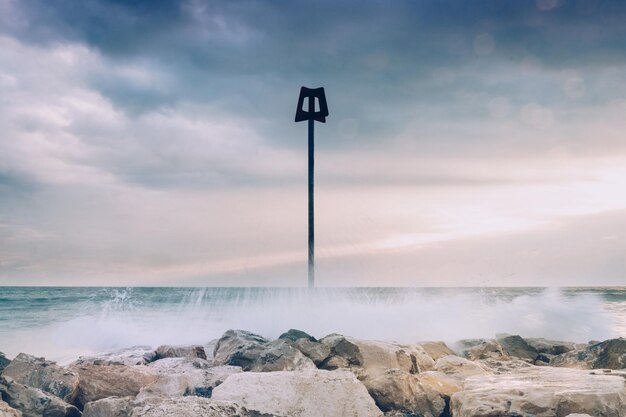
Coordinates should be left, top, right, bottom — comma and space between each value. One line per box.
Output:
71, 364, 158, 409
526, 338, 577, 356
203, 340, 217, 361
82, 396, 135, 417
0, 376, 81, 417
212, 369, 383, 417
1, 353, 80, 403
0, 400, 21, 417
154, 345, 207, 360
320, 334, 363, 366
212, 330, 315, 372
551, 338, 626, 370
278, 329, 316, 342
291, 338, 330, 366
432, 355, 491, 381
0, 353, 10, 372
139, 358, 241, 399
464, 340, 508, 361
496, 334, 539, 362
130, 397, 271, 417
320, 355, 350, 370
450, 366, 626, 417
417, 342, 456, 361
417, 371, 462, 399
72, 346, 157, 366
360, 368, 444, 417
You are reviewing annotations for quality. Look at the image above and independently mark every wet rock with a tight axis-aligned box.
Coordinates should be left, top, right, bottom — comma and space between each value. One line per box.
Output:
0, 376, 81, 417
72, 346, 157, 366
0, 353, 10, 372
278, 329, 316, 342
212, 330, 315, 372
139, 358, 241, 399
212, 369, 383, 417
450, 366, 626, 417
71, 364, 158, 409
1, 353, 80, 403
417, 342, 456, 361
82, 396, 135, 417
432, 355, 491, 381
131, 397, 273, 417
154, 345, 207, 361
551, 338, 626, 370
360, 368, 445, 417
525, 338, 578, 356
290, 338, 331, 366
0, 400, 20, 417
496, 334, 539, 362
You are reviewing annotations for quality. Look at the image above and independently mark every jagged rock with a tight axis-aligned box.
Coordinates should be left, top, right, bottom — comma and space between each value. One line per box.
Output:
320, 334, 364, 366
320, 355, 350, 370
203, 340, 218, 361
154, 345, 207, 360
0, 400, 21, 417
212, 369, 383, 417
139, 358, 241, 399
130, 397, 274, 417
71, 364, 158, 409
450, 366, 626, 417
551, 338, 626, 370
526, 338, 578, 356
82, 396, 135, 417
290, 338, 330, 366
417, 342, 456, 361
278, 329, 316, 342
0, 353, 10, 372
72, 346, 157, 366
464, 340, 508, 361
1, 353, 80, 403
0, 376, 81, 417
212, 330, 315, 372
417, 371, 462, 400
360, 368, 445, 417
432, 355, 491, 381
496, 334, 539, 362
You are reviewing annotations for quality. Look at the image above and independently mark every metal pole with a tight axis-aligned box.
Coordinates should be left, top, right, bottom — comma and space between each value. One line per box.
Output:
308, 114, 315, 288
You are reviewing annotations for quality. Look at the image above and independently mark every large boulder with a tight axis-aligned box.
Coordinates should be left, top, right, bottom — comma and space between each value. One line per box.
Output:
130, 398, 273, 417
1, 353, 80, 403
72, 346, 157, 366
0, 376, 81, 417
417, 342, 457, 361
360, 368, 445, 417
71, 364, 158, 409
139, 358, 241, 399
290, 339, 330, 366
463, 340, 508, 361
154, 345, 206, 361
525, 338, 578, 356
0, 400, 20, 417
551, 338, 626, 370
212, 330, 315, 372
450, 366, 626, 417
82, 396, 135, 417
0, 353, 10, 372
432, 355, 492, 382
211, 369, 383, 417
278, 329, 316, 342
319, 334, 363, 367
496, 334, 539, 362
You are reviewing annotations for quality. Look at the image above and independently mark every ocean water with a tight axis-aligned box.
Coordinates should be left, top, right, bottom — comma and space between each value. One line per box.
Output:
0, 287, 624, 365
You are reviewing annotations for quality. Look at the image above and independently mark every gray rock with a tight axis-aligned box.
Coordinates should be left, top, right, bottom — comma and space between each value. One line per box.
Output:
72, 346, 157, 366
1, 353, 80, 403
291, 338, 330, 366
0, 376, 81, 417
320, 334, 363, 366
212, 369, 383, 417
212, 330, 315, 372
450, 366, 626, 417
526, 338, 578, 355
130, 397, 275, 417
83, 396, 135, 417
278, 329, 316, 342
0, 400, 21, 417
496, 334, 539, 362
551, 338, 626, 370
319, 355, 350, 370
154, 345, 207, 361
0, 353, 10, 372
71, 364, 158, 409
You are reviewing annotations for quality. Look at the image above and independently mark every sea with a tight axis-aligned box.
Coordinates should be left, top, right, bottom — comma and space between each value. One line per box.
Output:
0, 286, 624, 365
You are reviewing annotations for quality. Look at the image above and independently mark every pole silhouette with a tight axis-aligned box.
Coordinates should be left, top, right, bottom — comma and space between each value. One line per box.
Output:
295, 87, 328, 288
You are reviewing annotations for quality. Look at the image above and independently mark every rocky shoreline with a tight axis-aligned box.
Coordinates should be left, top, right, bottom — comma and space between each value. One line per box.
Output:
1, 330, 625, 417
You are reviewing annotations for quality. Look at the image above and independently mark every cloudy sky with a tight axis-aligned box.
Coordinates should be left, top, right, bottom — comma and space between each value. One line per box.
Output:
0, 0, 625, 286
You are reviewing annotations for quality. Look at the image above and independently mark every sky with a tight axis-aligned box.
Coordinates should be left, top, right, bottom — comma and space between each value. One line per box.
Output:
1, 0, 626, 286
